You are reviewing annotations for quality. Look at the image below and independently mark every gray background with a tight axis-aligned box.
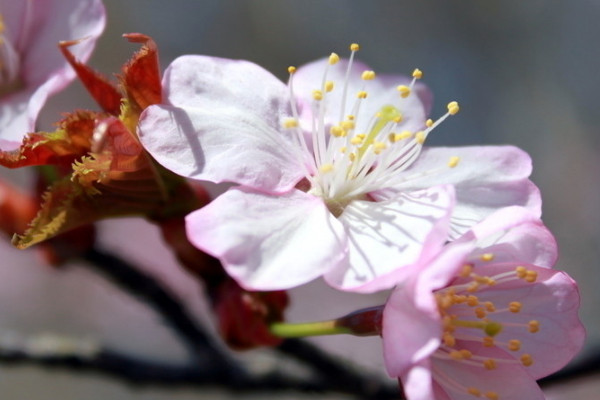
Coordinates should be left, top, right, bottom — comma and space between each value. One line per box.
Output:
1, 0, 599, 398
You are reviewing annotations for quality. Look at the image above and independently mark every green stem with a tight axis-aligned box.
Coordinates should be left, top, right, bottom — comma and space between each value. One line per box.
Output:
270, 320, 352, 338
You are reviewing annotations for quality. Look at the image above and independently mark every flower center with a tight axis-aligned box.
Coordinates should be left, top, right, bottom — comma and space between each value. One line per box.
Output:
284, 44, 460, 217
0, 14, 23, 97
432, 257, 541, 398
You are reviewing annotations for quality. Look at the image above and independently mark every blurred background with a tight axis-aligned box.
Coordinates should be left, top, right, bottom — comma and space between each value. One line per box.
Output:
1, 0, 599, 398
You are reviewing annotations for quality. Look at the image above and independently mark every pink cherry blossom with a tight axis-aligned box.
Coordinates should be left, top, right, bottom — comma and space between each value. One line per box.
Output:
382, 207, 585, 400
0, 0, 105, 148
138, 47, 540, 292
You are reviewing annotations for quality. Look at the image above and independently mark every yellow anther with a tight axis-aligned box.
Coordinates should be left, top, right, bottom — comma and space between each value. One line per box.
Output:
341, 120, 355, 130
329, 125, 346, 137
374, 141, 387, 154
389, 131, 412, 143
460, 264, 473, 278
443, 332, 456, 347
467, 295, 479, 307
454, 294, 467, 304
325, 80, 335, 92
340, 146, 347, 153
347, 115, 355, 120
349, 153, 356, 161
448, 156, 460, 168
319, 164, 334, 173
485, 392, 499, 400
356, 133, 366, 139
397, 85, 411, 98
480, 253, 495, 262
426, 118, 434, 127
460, 349, 473, 359
283, 118, 298, 129
515, 266, 527, 278
350, 136, 364, 145
412, 68, 423, 79
361, 70, 376, 80
525, 270, 538, 283
450, 350, 463, 360
508, 339, 521, 351
393, 115, 403, 123
467, 281, 480, 292
483, 359, 497, 370
357, 90, 368, 99
447, 101, 460, 115
528, 320, 540, 333
467, 387, 481, 397
329, 52, 340, 65
415, 131, 426, 144
288, 66, 296, 74
484, 301, 496, 312
475, 307, 486, 319
482, 337, 495, 347
521, 353, 534, 367
312, 90, 323, 101
508, 301, 522, 313
350, 43, 360, 51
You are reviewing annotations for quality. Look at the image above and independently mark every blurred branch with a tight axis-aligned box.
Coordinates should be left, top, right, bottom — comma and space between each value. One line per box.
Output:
79, 247, 401, 399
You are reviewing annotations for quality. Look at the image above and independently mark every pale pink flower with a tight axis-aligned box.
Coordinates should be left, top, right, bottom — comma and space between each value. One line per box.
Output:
138, 47, 540, 292
382, 207, 584, 400
0, 0, 105, 148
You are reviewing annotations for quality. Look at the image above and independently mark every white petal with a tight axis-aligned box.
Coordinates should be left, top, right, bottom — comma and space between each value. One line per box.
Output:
325, 185, 455, 292
139, 104, 305, 192
186, 188, 347, 290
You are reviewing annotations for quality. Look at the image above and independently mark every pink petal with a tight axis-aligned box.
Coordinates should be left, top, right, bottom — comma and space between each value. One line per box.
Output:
429, 345, 546, 400
185, 187, 347, 290
0, 0, 105, 138
138, 104, 305, 192
467, 206, 558, 268
382, 239, 474, 377
470, 264, 585, 380
400, 360, 439, 400
324, 185, 455, 292
397, 146, 541, 238
293, 58, 428, 134
161, 55, 290, 130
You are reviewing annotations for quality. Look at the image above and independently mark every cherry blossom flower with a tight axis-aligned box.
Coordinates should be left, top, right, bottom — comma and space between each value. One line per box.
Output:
0, 0, 105, 147
382, 207, 584, 400
138, 45, 540, 292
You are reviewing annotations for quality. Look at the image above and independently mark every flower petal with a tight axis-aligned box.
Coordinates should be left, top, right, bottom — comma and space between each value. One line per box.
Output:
324, 185, 454, 292
473, 265, 585, 380
138, 104, 304, 192
397, 145, 541, 238
429, 345, 546, 400
467, 206, 558, 268
185, 187, 347, 290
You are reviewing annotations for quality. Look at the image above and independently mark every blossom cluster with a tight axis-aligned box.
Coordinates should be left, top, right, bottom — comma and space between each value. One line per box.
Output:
0, 2, 585, 399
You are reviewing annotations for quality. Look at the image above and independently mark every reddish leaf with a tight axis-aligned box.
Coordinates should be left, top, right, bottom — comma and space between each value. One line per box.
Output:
60, 39, 122, 115
0, 111, 100, 169
0, 178, 38, 236
121, 33, 162, 111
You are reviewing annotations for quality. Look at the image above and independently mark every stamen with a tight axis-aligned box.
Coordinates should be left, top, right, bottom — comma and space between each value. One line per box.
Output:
480, 253, 495, 262
482, 337, 495, 347
426, 118, 434, 127
508, 339, 521, 351
467, 387, 481, 396
508, 301, 522, 313
520, 353, 534, 367
483, 359, 497, 370
448, 156, 460, 168
397, 84, 411, 98
350, 43, 360, 51
325, 80, 335, 92
361, 70, 376, 80
528, 320, 540, 333
412, 68, 423, 79
328, 52, 340, 65
283, 118, 298, 128
312, 90, 323, 101
447, 101, 460, 115
485, 392, 499, 400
